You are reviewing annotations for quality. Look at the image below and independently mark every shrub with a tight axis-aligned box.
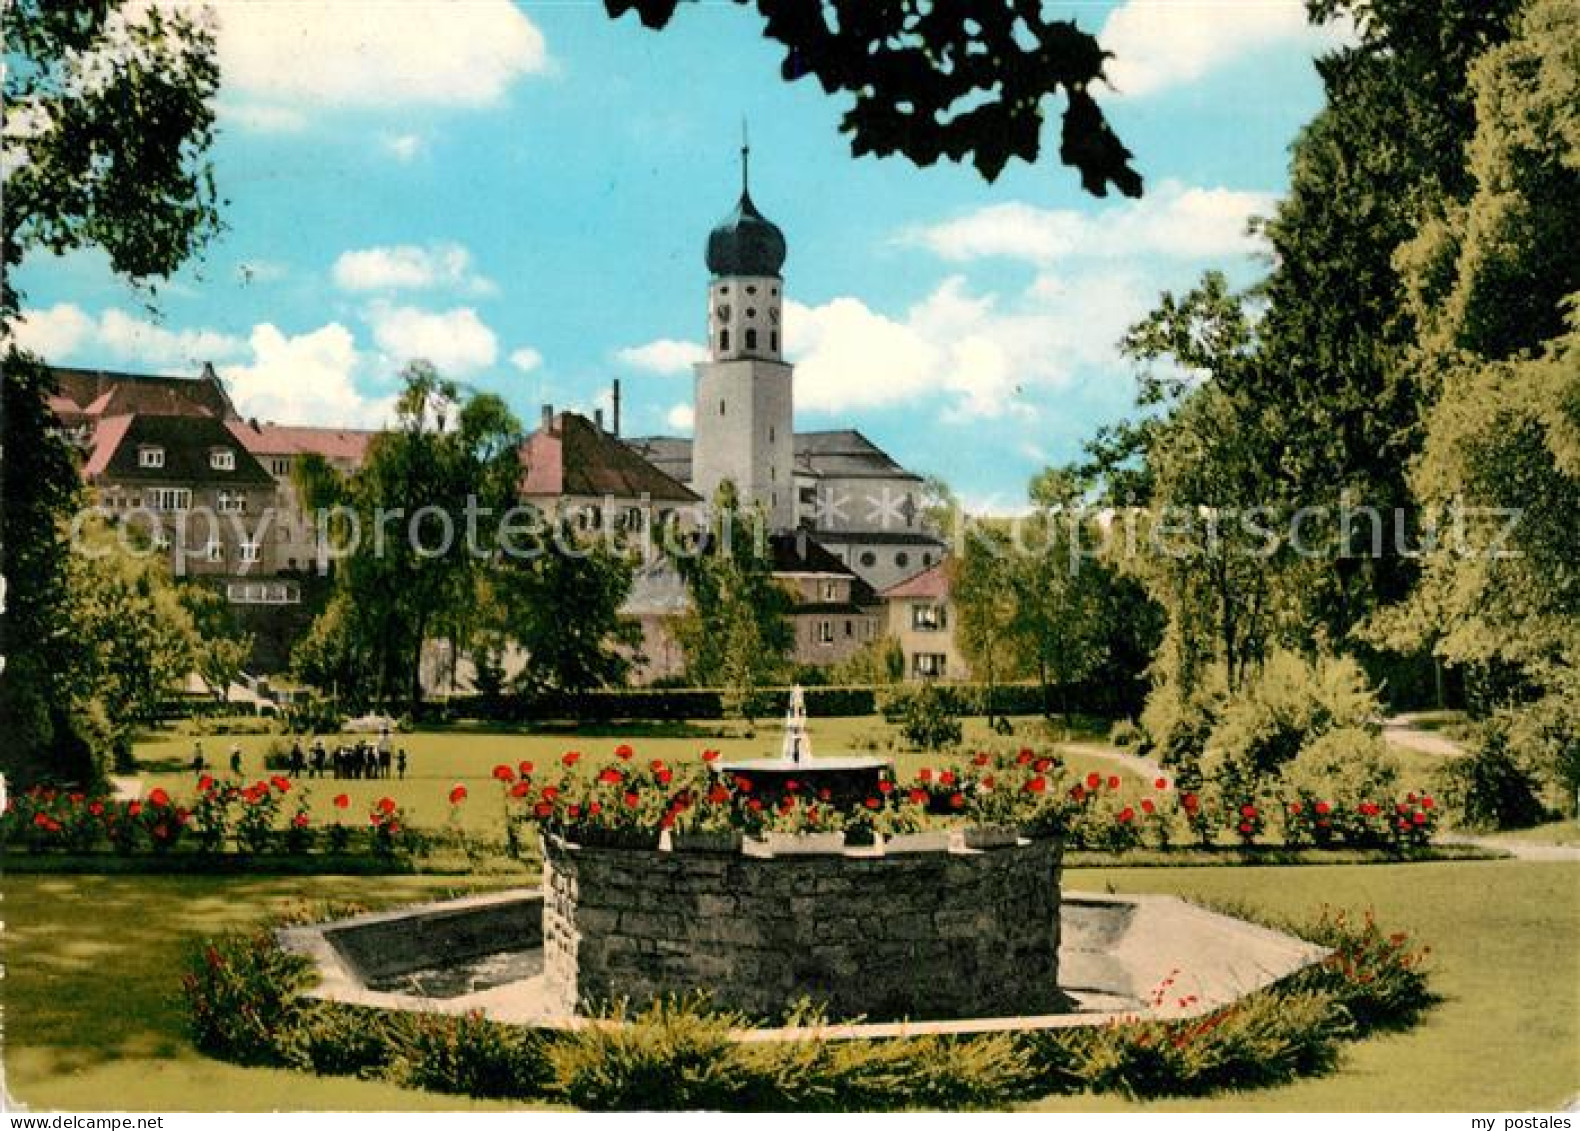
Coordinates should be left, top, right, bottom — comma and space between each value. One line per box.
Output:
547, 996, 741, 1110
285, 1004, 404, 1079
1139, 680, 1219, 769
1205, 650, 1380, 787
1437, 720, 1548, 830
1288, 907, 1434, 1032
1502, 681, 1580, 816
1052, 988, 1346, 1098
886, 683, 964, 751
400, 1010, 552, 1099
1109, 719, 1142, 747
180, 930, 313, 1065
1278, 727, 1401, 847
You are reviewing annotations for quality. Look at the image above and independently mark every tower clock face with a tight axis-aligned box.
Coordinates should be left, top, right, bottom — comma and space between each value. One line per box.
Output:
715, 304, 731, 321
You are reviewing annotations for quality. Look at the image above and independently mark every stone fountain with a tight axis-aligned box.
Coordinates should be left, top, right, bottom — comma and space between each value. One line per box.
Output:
715, 685, 891, 803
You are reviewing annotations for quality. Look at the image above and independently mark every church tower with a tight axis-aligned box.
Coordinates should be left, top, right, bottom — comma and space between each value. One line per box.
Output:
691, 140, 795, 531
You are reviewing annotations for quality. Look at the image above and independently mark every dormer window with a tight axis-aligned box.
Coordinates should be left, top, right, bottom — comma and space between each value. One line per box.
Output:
210, 448, 235, 471
138, 445, 165, 469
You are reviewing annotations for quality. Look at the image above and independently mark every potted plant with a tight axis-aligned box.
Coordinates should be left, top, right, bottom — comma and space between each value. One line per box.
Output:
668, 779, 744, 854
882, 786, 953, 853
758, 794, 845, 855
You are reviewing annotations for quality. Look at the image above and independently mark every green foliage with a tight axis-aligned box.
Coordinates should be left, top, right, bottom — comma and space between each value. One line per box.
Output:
829, 636, 905, 686
547, 996, 740, 1110
494, 524, 639, 699
1052, 989, 1345, 1099
285, 1004, 404, 1080
670, 485, 793, 719
179, 931, 312, 1066
1288, 906, 1435, 1032
1205, 650, 1380, 787
399, 1010, 552, 1099
607, 0, 1140, 194
2, 1, 221, 788
296, 363, 524, 709
1278, 727, 1402, 846
1438, 721, 1548, 831
887, 682, 963, 751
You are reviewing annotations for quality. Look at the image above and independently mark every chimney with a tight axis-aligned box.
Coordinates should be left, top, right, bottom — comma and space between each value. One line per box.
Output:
540, 404, 553, 433
594, 408, 605, 432
612, 379, 622, 437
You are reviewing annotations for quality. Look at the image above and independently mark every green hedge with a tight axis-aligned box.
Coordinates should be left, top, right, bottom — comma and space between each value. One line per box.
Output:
420, 679, 1142, 725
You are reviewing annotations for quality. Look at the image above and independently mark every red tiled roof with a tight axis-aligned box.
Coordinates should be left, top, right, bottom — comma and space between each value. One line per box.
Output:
51, 365, 236, 420
880, 559, 951, 600
520, 413, 698, 503
81, 414, 135, 478
229, 422, 376, 464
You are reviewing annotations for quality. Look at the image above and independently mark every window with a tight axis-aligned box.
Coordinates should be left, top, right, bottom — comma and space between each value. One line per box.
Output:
210, 448, 235, 471
895, 551, 910, 569
923, 552, 935, 566
799, 487, 816, 505
912, 603, 946, 632
240, 538, 261, 563
859, 551, 877, 567
227, 581, 300, 605
771, 332, 778, 351
746, 284, 757, 295
719, 399, 726, 416
205, 538, 224, 563
912, 653, 948, 678
271, 457, 290, 476
821, 580, 840, 601
845, 619, 854, 637
769, 426, 775, 443
720, 329, 729, 352
149, 488, 191, 512
745, 328, 758, 351
217, 491, 246, 514
138, 446, 164, 469
816, 620, 834, 645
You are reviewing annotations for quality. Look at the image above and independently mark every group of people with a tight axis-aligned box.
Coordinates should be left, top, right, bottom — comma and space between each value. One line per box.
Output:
190, 729, 409, 782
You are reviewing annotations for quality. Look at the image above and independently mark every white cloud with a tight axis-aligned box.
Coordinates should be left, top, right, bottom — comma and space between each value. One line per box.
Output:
220, 323, 393, 429
665, 403, 695, 433
332, 242, 493, 294
366, 302, 498, 375
615, 338, 708, 375
1100, 0, 1353, 98
217, 101, 307, 133
382, 133, 423, 162
213, 1, 549, 108
786, 269, 1154, 421
12, 303, 95, 358
911, 180, 1275, 265
509, 347, 544, 374
12, 303, 245, 369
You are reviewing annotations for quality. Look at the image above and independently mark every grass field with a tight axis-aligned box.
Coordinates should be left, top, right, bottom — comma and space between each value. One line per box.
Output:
128, 716, 1143, 834
4, 858, 1574, 1111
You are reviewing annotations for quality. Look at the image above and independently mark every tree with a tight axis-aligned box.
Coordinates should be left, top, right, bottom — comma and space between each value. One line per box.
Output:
1, 2, 221, 786
605, 0, 1141, 196
178, 583, 252, 696
298, 363, 524, 709
951, 524, 1025, 726
671, 483, 793, 719
494, 522, 641, 698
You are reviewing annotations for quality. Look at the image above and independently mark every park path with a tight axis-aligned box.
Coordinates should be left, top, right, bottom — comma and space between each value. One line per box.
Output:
1437, 833, 1580, 862
1380, 715, 1466, 758
1058, 742, 1173, 788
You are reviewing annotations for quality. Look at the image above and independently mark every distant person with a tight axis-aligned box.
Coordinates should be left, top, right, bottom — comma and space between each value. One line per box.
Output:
191, 741, 206, 777
377, 726, 392, 780
228, 743, 242, 777
310, 741, 326, 779
396, 748, 408, 781
288, 740, 305, 779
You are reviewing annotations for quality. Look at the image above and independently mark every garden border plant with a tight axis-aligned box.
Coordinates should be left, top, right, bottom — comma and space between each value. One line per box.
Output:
180, 900, 1435, 1109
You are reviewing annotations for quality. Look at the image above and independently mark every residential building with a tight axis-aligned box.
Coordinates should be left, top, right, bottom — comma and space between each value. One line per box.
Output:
880, 560, 970, 682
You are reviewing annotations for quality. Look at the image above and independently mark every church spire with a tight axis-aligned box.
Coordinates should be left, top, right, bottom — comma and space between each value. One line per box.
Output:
740, 118, 750, 197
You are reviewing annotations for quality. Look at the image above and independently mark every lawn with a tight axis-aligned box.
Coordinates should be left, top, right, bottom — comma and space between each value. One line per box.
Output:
127, 715, 1143, 835
4, 859, 1574, 1111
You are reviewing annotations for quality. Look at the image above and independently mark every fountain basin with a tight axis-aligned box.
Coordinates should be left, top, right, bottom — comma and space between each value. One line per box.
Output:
716, 755, 892, 804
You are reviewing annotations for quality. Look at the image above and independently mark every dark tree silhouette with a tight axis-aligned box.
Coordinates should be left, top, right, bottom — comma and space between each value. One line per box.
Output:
605, 0, 1143, 197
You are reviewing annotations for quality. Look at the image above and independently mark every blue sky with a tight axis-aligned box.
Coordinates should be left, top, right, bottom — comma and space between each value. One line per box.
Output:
12, 1, 1348, 511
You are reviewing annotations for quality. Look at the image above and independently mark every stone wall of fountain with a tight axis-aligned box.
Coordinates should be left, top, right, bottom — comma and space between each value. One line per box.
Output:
541, 835, 1064, 1021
